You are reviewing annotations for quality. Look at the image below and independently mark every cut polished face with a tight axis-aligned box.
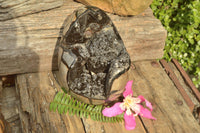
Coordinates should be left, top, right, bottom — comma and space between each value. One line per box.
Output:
59, 6, 130, 102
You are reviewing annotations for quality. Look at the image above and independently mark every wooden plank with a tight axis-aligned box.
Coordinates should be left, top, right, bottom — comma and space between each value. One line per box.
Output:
128, 60, 200, 132
16, 72, 85, 133
14, 71, 147, 133
0, 0, 167, 76
160, 59, 195, 112
81, 117, 146, 133
0, 86, 22, 133
0, 113, 10, 133
172, 59, 200, 102
0, 0, 63, 21
0, 79, 8, 133
0, 79, 2, 92
168, 61, 200, 121
6, 60, 200, 132
169, 61, 200, 121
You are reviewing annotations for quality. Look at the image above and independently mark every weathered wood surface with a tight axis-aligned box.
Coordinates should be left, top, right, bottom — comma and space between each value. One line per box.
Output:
160, 59, 195, 112
14, 71, 146, 133
15, 72, 85, 133
0, 112, 10, 133
0, 0, 63, 21
81, 117, 146, 133
0, 0, 167, 76
0, 86, 21, 133
168, 61, 200, 121
172, 59, 200, 102
129, 61, 200, 132
1, 60, 200, 133
0, 79, 8, 133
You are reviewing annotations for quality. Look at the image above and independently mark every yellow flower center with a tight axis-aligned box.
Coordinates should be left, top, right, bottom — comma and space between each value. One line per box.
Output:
120, 95, 141, 116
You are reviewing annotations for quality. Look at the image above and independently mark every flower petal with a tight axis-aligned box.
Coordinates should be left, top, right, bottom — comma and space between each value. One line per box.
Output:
123, 80, 133, 97
124, 113, 136, 130
131, 103, 141, 115
138, 95, 153, 111
139, 105, 156, 120
102, 102, 124, 117
125, 108, 132, 116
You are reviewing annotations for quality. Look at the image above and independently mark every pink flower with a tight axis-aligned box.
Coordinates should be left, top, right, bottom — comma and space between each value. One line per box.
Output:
102, 81, 156, 130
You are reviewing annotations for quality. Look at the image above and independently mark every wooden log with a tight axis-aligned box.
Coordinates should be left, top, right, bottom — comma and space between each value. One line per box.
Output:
0, 0, 63, 21
0, 0, 167, 76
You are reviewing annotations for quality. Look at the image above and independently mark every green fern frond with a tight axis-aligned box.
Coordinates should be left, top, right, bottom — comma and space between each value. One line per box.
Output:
50, 91, 124, 123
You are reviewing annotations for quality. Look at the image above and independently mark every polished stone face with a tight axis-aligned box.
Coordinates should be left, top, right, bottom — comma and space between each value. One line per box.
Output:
61, 7, 130, 100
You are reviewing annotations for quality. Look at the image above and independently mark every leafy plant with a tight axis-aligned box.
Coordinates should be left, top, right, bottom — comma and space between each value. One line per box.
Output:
151, 0, 200, 89
50, 91, 124, 122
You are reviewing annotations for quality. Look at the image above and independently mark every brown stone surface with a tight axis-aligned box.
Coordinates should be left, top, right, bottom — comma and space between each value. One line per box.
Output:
76, 0, 153, 16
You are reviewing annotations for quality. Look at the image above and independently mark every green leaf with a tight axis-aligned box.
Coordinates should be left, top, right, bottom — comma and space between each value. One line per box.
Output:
49, 92, 124, 122
188, 38, 194, 44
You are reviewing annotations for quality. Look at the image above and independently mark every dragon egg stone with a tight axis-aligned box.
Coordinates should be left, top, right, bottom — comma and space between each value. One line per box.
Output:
56, 6, 131, 105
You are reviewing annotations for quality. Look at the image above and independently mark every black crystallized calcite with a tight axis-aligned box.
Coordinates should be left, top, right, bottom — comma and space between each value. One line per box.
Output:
60, 6, 130, 100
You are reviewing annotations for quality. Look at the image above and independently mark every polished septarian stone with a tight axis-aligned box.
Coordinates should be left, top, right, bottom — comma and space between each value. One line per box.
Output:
58, 6, 130, 105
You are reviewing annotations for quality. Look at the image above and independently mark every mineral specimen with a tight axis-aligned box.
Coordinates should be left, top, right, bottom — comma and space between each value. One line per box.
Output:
58, 6, 130, 104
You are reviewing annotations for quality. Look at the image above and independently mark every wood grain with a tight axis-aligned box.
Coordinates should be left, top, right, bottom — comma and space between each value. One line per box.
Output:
1, 60, 200, 132
172, 59, 200, 102
0, 79, 2, 92
0, 113, 9, 133
81, 117, 146, 133
15, 71, 146, 133
160, 59, 195, 112
0, 0, 166, 76
0, 0, 63, 21
16, 72, 85, 133
128, 61, 200, 132
0, 86, 21, 133
168, 61, 200, 121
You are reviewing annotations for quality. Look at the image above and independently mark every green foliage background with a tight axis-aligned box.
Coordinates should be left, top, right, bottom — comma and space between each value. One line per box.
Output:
151, 0, 200, 89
